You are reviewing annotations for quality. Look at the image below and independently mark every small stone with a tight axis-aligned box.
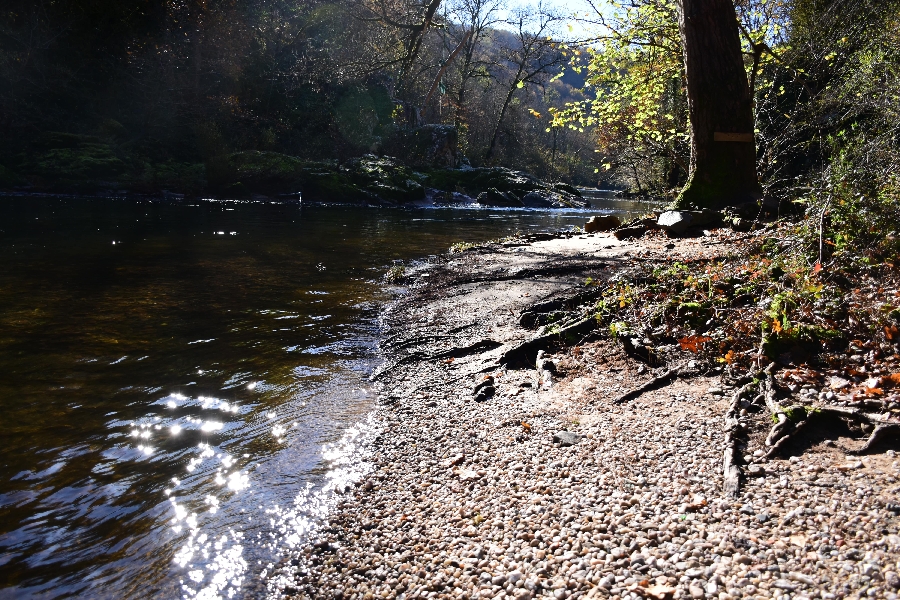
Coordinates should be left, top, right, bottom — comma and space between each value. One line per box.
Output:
772, 579, 797, 591
747, 464, 765, 477
553, 431, 582, 447
689, 585, 705, 598
885, 571, 900, 589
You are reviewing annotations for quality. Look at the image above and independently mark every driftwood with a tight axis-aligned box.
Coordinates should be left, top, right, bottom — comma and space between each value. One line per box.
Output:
613, 367, 681, 404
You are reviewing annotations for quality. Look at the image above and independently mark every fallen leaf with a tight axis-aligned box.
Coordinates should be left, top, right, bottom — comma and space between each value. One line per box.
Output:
678, 335, 712, 353
813, 262, 822, 273
789, 534, 807, 547
521, 422, 532, 430
444, 357, 455, 364
641, 584, 677, 599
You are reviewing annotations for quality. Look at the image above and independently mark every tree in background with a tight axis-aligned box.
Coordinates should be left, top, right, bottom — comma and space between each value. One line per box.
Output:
484, 4, 565, 161
551, 0, 688, 196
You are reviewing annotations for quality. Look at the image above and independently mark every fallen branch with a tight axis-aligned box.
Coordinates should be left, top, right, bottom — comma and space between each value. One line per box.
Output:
614, 367, 681, 404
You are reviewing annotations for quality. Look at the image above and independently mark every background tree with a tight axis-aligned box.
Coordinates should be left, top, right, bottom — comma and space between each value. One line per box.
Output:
484, 4, 565, 162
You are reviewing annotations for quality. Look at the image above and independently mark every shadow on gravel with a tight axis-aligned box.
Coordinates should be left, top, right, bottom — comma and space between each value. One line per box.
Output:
775, 410, 900, 456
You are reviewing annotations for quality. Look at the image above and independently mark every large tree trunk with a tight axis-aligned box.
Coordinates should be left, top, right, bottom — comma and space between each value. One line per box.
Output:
675, 0, 762, 209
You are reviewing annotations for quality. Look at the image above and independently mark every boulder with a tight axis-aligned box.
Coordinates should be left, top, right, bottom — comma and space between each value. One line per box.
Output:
477, 188, 524, 208
521, 191, 554, 208
426, 167, 587, 208
657, 210, 723, 234
584, 215, 621, 233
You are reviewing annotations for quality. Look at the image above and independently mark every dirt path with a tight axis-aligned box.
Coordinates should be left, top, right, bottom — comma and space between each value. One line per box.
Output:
269, 231, 900, 600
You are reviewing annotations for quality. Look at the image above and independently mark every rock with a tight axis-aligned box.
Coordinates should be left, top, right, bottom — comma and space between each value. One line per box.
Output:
657, 210, 722, 234
477, 188, 524, 208
685, 568, 704, 578
688, 585, 705, 598
553, 431, 582, 447
584, 215, 621, 233
521, 191, 554, 208
613, 226, 648, 240
657, 211, 695, 233
746, 464, 765, 477
772, 579, 797, 591
885, 571, 900, 589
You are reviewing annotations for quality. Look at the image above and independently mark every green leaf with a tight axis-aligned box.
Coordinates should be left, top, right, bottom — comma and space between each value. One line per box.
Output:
516, 80, 524, 89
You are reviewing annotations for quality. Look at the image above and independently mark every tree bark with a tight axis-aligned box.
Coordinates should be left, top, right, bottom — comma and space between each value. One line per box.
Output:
675, 0, 762, 209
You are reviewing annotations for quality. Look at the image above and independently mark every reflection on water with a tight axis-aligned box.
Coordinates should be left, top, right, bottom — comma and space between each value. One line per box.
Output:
0, 197, 640, 599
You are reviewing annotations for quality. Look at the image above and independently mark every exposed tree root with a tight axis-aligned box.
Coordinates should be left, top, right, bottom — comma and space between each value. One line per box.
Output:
519, 287, 605, 328
372, 339, 503, 380
723, 379, 759, 498
613, 367, 681, 404
499, 315, 597, 367
852, 423, 900, 454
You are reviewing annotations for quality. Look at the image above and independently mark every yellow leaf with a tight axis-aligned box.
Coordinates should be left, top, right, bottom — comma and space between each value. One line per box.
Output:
516, 80, 524, 89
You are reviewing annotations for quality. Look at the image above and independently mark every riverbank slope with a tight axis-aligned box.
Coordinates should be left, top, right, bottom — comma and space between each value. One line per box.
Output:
270, 228, 900, 600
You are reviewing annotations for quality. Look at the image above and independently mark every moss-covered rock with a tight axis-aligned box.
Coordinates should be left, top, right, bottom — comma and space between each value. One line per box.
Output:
20, 133, 128, 186
206, 151, 308, 195
206, 152, 427, 203
425, 166, 587, 208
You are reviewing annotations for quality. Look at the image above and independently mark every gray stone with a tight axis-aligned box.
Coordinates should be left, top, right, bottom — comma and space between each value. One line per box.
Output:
477, 188, 524, 208
553, 431, 582, 447
657, 211, 695, 234
521, 191, 554, 208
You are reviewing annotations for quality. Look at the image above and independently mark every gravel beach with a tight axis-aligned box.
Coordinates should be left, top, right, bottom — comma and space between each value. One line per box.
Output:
270, 231, 900, 600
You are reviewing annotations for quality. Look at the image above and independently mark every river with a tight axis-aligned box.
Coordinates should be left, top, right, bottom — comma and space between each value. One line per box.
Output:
0, 196, 646, 599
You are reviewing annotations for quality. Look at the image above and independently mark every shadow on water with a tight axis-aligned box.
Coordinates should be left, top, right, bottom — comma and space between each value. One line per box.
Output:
0, 197, 642, 599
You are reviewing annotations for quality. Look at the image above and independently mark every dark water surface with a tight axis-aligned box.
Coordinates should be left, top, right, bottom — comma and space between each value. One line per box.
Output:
0, 197, 641, 599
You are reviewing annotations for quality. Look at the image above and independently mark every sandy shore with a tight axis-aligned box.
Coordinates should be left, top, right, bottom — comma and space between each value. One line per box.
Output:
270, 231, 900, 600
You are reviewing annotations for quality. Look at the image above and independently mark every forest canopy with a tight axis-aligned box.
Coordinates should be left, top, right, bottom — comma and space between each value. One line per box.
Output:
1, 0, 898, 219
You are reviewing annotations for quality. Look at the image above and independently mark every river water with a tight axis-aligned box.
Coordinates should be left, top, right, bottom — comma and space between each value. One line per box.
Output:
0, 196, 646, 599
